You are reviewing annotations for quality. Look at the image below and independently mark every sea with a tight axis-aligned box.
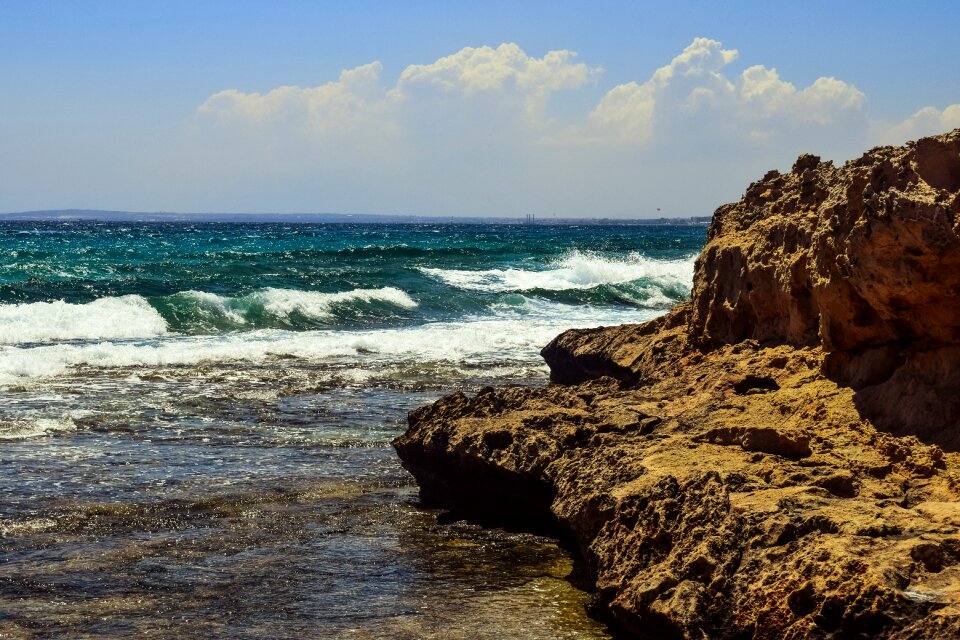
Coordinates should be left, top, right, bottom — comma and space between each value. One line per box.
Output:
0, 221, 705, 639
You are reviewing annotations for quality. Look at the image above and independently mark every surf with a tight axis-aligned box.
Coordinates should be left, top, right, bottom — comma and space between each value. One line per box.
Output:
419, 249, 696, 293
0, 287, 420, 343
0, 302, 660, 385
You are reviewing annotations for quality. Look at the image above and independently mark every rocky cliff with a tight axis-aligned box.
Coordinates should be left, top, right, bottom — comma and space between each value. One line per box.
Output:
394, 130, 960, 639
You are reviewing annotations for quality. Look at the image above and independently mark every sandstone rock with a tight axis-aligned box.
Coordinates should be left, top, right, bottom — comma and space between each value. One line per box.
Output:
395, 130, 960, 638
688, 130, 960, 445
540, 304, 689, 385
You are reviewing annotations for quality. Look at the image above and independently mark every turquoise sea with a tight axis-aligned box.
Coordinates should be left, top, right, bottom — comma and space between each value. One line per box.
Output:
0, 221, 705, 638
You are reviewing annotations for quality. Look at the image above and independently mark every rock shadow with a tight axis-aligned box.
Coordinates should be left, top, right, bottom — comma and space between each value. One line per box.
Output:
824, 345, 960, 452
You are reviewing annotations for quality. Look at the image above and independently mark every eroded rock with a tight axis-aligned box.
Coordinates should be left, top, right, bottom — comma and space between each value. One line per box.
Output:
395, 130, 960, 638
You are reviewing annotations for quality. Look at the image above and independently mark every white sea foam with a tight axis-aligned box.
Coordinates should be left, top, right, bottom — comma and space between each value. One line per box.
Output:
172, 287, 418, 325
0, 295, 169, 344
0, 416, 77, 440
0, 287, 419, 345
248, 287, 418, 318
421, 250, 696, 293
177, 290, 248, 324
0, 303, 661, 385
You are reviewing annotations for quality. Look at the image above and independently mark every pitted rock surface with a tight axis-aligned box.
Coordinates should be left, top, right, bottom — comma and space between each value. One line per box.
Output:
395, 130, 960, 639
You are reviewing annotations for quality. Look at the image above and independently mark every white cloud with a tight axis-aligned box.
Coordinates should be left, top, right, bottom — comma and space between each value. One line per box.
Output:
875, 104, 960, 145
183, 39, 957, 217
583, 38, 737, 143
394, 43, 598, 127
197, 61, 395, 137
195, 38, 868, 149
396, 43, 595, 95
585, 81, 657, 142
581, 38, 865, 146
737, 68, 865, 124
197, 44, 597, 139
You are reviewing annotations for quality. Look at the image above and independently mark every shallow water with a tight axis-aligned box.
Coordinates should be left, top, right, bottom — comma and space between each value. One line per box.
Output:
0, 222, 705, 637
0, 367, 610, 639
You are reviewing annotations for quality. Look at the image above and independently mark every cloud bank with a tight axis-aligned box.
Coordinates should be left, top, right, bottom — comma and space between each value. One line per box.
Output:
190, 38, 959, 217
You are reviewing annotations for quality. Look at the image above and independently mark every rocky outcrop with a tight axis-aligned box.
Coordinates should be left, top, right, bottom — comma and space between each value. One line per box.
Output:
395, 129, 960, 639
544, 131, 960, 448
539, 304, 690, 386
687, 135, 960, 449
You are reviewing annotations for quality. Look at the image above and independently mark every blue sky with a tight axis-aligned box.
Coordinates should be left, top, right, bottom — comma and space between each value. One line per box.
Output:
2, 1, 959, 216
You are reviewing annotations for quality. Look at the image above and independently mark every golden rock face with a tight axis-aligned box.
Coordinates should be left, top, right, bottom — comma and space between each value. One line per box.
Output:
396, 129, 960, 639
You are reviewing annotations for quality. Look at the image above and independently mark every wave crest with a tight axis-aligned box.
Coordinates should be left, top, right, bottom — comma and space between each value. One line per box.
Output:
161, 287, 418, 332
0, 303, 661, 384
0, 295, 169, 344
0, 287, 420, 344
250, 287, 417, 317
420, 250, 695, 295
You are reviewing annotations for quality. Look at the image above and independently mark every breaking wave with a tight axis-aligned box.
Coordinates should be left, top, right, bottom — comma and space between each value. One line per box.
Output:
0, 302, 660, 385
153, 287, 418, 333
420, 250, 695, 294
0, 295, 169, 344
0, 287, 419, 343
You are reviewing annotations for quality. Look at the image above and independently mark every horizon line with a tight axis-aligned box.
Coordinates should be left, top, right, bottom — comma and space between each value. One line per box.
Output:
0, 208, 713, 224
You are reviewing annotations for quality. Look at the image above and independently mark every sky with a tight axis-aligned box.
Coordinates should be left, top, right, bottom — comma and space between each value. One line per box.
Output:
2, 1, 959, 218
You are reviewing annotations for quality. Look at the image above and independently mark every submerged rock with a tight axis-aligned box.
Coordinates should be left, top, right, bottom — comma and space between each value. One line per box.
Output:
395, 129, 960, 639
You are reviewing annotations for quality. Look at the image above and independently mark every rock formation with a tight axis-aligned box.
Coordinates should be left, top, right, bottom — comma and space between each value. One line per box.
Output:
395, 129, 960, 639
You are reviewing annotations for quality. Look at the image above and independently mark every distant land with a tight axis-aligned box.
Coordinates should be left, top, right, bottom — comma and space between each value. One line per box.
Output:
0, 209, 712, 226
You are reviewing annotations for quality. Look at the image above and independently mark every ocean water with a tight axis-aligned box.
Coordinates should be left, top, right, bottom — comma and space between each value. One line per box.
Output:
0, 221, 705, 638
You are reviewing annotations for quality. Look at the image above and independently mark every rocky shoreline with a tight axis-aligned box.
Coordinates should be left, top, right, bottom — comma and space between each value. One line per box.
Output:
394, 130, 960, 639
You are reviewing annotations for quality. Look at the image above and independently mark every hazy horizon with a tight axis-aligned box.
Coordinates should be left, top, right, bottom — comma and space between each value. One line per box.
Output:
0, 208, 713, 223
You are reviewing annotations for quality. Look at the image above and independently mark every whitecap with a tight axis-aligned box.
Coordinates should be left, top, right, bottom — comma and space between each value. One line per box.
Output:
0, 287, 420, 345
176, 290, 248, 325
420, 250, 695, 293
0, 295, 169, 344
0, 302, 660, 385
248, 287, 418, 319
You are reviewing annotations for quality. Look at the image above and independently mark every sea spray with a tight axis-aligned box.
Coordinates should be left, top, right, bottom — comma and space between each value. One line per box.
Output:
0, 295, 169, 344
420, 249, 696, 293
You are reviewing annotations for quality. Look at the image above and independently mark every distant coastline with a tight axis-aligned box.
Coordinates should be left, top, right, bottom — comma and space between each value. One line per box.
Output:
0, 209, 712, 226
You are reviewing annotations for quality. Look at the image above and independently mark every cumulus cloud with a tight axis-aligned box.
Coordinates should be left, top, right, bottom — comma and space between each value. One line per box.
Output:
581, 38, 865, 146
584, 38, 740, 144
875, 103, 960, 145
396, 43, 595, 95
195, 38, 870, 158
396, 43, 599, 129
187, 38, 958, 217
198, 44, 597, 138
198, 61, 396, 137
